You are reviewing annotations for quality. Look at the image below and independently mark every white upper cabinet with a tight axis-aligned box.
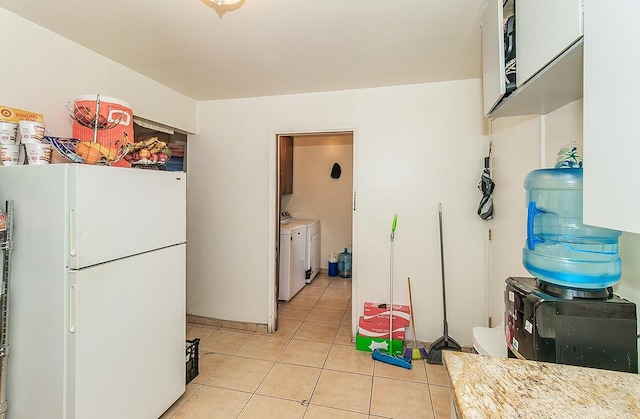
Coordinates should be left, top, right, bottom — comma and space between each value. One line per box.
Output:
484, 0, 585, 118
516, 0, 584, 87
583, 0, 640, 234
481, 0, 508, 116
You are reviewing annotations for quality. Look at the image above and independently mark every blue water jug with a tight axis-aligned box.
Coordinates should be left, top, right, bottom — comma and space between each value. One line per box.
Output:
522, 168, 621, 289
338, 248, 352, 278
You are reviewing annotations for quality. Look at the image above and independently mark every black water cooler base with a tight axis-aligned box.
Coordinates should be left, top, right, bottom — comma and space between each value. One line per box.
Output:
505, 277, 638, 373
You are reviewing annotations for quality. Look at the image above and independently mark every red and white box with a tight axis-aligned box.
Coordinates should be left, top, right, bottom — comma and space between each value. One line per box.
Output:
358, 316, 405, 340
363, 301, 410, 327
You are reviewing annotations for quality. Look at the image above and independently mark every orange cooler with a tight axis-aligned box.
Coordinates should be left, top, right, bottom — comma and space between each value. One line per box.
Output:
72, 95, 134, 148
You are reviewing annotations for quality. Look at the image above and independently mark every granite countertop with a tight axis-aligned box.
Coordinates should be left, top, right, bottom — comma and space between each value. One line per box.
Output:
442, 351, 640, 419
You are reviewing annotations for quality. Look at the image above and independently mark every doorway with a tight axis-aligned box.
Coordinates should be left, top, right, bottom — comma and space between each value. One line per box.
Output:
272, 131, 355, 334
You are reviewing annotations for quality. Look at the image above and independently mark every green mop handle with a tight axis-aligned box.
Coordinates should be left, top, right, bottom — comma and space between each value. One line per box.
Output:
390, 214, 398, 241
389, 214, 398, 354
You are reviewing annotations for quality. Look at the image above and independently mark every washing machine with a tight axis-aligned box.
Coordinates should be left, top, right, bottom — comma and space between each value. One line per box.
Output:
281, 212, 321, 283
279, 221, 306, 301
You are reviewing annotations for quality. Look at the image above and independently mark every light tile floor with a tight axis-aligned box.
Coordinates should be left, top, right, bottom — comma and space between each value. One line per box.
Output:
161, 273, 452, 418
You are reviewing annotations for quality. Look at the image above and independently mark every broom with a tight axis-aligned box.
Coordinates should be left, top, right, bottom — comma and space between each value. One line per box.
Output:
426, 203, 461, 364
372, 214, 412, 369
403, 277, 428, 360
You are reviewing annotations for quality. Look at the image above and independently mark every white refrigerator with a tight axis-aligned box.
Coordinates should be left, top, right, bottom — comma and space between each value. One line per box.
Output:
0, 164, 187, 419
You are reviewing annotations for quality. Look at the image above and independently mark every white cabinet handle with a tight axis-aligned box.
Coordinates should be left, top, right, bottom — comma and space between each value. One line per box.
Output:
69, 208, 77, 257
69, 284, 77, 333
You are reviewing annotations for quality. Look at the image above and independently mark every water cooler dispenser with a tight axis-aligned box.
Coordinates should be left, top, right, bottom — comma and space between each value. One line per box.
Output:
505, 168, 638, 372
505, 277, 637, 373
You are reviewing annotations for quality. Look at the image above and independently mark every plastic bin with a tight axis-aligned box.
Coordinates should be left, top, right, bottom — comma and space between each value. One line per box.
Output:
186, 338, 200, 384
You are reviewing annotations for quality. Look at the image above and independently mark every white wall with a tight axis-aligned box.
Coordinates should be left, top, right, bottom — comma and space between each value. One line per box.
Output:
0, 9, 197, 135
187, 80, 489, 344
617, 234, 640, 343
543, 99, 583, 167
488, 115, 541, 323
282, 134, 353, 265
488, 100, 585, 323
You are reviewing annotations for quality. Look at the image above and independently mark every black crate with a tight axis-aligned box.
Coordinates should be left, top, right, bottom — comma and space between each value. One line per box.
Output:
186, 338, 200, 384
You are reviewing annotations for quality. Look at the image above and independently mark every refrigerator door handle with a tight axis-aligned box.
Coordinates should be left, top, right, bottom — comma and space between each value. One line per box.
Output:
69, 208, 77, 257
69, 284, 77, 333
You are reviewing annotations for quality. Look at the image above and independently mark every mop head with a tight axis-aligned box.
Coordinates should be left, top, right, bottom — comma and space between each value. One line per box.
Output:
372, 349, 412, 369
403, 346, 428, 360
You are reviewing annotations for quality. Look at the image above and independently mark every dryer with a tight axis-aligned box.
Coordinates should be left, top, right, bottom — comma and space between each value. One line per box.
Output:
281, 212, 321, 283
279, 221, 306, 301
299, 219, 321, 283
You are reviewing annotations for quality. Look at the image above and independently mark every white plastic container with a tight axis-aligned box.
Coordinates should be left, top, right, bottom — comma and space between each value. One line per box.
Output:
0, 121, 18, 144
0, 144, 20, 165
25, 143, 51, 165
18, 120, 45, 144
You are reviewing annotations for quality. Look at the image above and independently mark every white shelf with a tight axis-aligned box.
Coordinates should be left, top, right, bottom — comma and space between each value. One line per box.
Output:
488, 37, 583, 119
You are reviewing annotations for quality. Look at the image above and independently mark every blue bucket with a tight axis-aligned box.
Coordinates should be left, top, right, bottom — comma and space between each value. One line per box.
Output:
328, 262, 338, 277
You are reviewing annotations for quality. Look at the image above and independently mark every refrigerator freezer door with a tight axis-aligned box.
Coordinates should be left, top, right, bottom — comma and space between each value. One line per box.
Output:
69, 165, 186, 269
68, 244, 186, 419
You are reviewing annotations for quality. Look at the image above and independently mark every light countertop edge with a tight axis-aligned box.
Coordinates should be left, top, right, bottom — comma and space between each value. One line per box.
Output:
442, 351, 640, 419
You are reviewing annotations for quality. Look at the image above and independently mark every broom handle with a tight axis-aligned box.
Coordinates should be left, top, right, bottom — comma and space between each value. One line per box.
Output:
389, 241, 393, 353
438, 203, 449, 342
408, 277, 419, 347
389, 214, 398, 354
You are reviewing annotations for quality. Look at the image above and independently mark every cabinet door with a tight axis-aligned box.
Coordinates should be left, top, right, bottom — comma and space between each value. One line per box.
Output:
481, 0, 506, 116
516, 0, 583, 86
279, 135, 293, 195
583, 0, 640, 234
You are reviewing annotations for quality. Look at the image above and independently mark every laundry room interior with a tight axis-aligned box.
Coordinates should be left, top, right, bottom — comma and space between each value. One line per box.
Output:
278, 132, 353, 303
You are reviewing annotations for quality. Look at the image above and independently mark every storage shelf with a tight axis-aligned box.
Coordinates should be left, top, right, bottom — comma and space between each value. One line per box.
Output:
488, 37, 583, 119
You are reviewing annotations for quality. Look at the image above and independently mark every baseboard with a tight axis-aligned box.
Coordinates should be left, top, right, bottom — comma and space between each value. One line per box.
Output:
186, 313, 474, 352
187, 314, 268, 333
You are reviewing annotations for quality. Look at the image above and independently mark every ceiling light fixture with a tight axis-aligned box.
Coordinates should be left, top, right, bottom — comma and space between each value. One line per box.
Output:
208, 0, 244, 17
213, 0, 242, 5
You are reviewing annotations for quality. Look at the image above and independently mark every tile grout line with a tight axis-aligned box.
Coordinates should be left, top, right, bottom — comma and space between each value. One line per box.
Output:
244, 276, 325, 416
281, 276, 327, 418
235, 342, 280, 419
178, 276, 361, 417
282, 276, 353, 415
